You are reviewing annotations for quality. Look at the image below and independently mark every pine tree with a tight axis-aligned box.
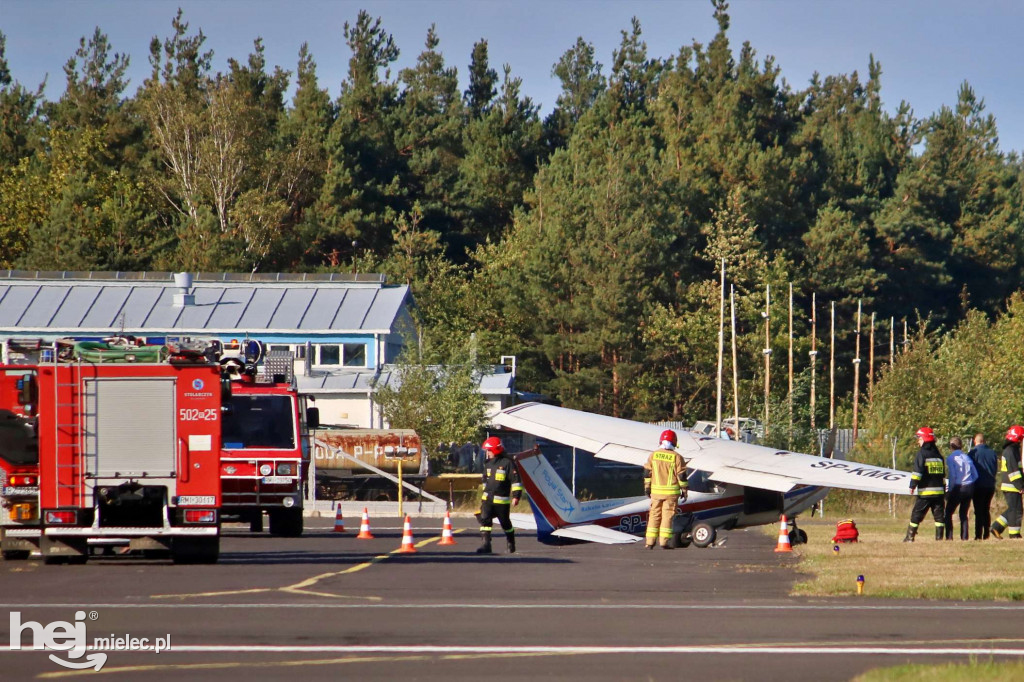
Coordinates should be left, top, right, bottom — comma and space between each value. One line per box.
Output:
543, 37, 605, 149
314, 10, 404, 263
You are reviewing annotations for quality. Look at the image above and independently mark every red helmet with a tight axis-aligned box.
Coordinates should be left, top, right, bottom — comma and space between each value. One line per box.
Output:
915, 427, 935, 443
1007, 425, 1024, 443
482, 436, 504, 455
660, 429, 677, 447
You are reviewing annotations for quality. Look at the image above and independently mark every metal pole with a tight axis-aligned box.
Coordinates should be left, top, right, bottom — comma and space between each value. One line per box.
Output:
852, 300, 862, 441
398, 459, 404, 519
829, 301, 835, 430
788, 283, 793, 448
731, 286, 740, 440
890, 316, 895, 366
572, 447, 577, 497
716, 259, 725, 436
869, 312, 876, 406
810, 293, 817, 432
811, 292, 819, 430
764, 284, 771, 438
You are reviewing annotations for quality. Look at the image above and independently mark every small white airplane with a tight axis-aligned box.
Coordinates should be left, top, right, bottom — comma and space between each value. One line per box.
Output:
494, 402, 913, 547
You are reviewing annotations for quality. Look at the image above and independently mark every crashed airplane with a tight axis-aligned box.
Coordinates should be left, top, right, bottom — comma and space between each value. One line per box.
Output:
493, 402, 912, 547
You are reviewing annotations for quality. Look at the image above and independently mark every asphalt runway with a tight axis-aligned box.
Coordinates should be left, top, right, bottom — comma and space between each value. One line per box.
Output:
2, 516, 1024, 681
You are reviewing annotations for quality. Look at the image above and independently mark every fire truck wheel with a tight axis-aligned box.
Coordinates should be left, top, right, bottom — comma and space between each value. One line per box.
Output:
269, 508, 303, 537
172, 538, 219, 564
249, 512, 265, 533
1, 550, 31, 561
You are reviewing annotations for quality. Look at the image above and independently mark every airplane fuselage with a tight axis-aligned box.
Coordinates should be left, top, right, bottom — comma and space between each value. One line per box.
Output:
547, 484, 827, 539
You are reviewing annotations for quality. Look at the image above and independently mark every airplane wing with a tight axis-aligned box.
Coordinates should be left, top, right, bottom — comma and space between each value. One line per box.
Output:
493, 402, 912, 495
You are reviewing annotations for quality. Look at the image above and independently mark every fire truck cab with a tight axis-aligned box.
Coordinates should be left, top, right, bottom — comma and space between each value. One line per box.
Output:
217, 341, 307, 536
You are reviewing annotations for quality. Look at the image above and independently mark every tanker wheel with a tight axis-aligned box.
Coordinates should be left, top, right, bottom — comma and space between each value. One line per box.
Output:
268, 508, 303, 537
691, 522, 717, 548
1, 550, 31, 561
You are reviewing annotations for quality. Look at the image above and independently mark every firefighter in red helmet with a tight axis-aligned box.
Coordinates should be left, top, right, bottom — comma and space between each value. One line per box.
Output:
904, 427, 946, 542
990, 425, 1024, 539
475, 436, 522, 554
643, 429, 688, 549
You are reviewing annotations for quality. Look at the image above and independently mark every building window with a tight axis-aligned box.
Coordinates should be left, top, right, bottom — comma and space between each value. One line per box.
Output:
312, 343, 367, 367
343, 343, 366, 367
317, 345, 340, 365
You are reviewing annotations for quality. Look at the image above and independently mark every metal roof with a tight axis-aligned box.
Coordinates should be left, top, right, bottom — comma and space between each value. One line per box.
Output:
298, 366, 515, 396
0, 272, 409, 334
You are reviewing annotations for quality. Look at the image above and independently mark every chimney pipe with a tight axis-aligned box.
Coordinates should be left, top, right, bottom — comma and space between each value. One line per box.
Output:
173, 272, 195, 307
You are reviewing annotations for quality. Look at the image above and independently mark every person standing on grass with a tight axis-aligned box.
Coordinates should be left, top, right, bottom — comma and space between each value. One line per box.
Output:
904, 427, 946, 542
968, 433, 998, 539
990, 425, 1024, 539
944, 437, 977, 540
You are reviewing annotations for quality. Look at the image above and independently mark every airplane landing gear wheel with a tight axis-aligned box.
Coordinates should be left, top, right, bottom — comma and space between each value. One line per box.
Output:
691, 522, 716, 548
673, 533, 692, 548
790, 528, 808, 545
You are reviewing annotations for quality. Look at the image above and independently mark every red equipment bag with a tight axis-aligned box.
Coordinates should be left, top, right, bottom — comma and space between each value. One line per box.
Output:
832, 519, 859, 543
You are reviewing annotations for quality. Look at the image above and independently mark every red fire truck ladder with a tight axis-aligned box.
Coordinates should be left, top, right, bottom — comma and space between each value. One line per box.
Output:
52, 357, 88, 509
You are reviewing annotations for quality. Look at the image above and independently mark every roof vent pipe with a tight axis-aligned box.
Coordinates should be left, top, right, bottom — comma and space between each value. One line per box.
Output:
173, 272, 195, 307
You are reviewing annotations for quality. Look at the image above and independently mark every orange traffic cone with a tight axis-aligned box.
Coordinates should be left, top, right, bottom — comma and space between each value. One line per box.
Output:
438, 510, 457, 546
356, 507, 374, 539
332, 505, 346, 533
774, 515, 793, 553
397, 514, 417, 553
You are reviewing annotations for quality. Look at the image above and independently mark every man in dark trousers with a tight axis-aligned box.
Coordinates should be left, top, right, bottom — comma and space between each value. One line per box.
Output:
475, 436, 522, 554
968, 433, 998, 539
904, 426, 946, 542
944, 437, 977, 540
990, 425, 1024, 539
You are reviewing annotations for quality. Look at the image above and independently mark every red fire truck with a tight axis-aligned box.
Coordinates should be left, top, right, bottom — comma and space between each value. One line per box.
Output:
1, 342, 223, 564
216, 342, 308, 536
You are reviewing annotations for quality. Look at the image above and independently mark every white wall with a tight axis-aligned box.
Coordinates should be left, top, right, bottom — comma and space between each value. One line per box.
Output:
311, 394, 375, 429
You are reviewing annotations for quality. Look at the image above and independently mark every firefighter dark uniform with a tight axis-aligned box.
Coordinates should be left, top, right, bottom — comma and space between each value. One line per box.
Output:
476, 437, 522, 554
643, 429, 687, 549
990, 425, 1024, 539
904, 427, 945, 542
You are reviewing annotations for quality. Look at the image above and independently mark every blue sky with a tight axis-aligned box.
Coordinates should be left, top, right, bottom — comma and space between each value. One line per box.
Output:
3, 0, 1023, 153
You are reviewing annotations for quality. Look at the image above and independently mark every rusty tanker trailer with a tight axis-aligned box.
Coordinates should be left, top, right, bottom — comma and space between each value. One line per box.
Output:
310, 429, 427, 501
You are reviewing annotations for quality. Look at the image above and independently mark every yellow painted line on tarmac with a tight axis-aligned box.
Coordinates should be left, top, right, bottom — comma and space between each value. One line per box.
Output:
151, 587, 275, 599
151, 532, 450, 601
36, 650, 571, 678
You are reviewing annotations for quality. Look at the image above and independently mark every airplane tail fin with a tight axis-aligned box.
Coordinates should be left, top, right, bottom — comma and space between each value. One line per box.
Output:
514, 449, 584, 534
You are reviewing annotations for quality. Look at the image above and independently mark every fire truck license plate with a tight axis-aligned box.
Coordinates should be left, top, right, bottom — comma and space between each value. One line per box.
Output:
177, 496, 216, 506
260, 476, 291, 484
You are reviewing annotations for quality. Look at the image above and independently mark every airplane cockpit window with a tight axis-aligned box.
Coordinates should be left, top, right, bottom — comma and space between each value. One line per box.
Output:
687, 469, 723, 494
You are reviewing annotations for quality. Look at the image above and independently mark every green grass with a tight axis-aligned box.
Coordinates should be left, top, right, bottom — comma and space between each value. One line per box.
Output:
853, 660, 1024, 681
784, 506, 1024, 600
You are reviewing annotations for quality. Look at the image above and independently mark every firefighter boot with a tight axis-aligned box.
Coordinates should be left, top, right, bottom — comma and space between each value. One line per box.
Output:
935, 525, 944, 541
902, 525, 916, 543
506, 531, 516, 554
475, 531, 493, 554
